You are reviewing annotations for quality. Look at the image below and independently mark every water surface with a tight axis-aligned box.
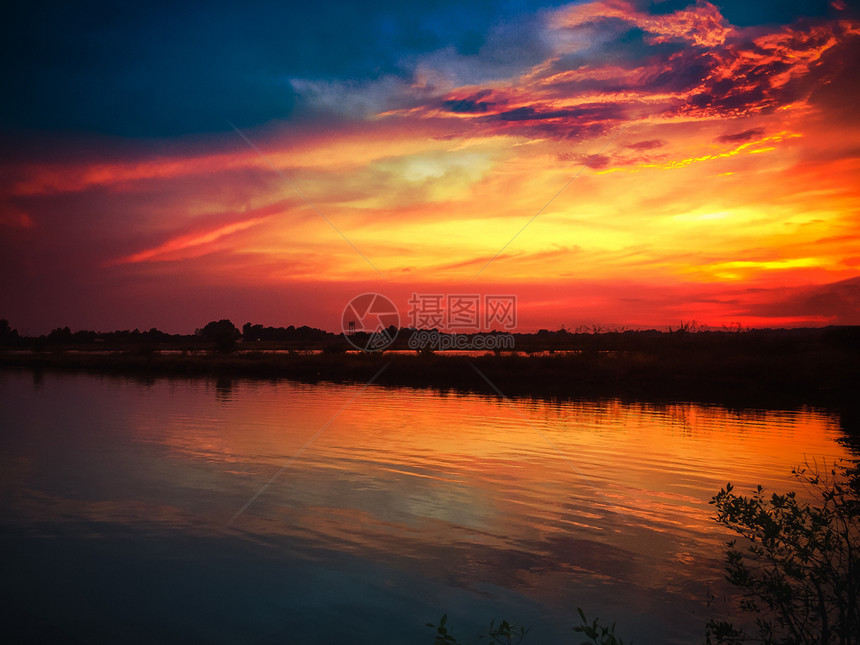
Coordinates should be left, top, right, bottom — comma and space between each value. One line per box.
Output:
0, 370, 852, 643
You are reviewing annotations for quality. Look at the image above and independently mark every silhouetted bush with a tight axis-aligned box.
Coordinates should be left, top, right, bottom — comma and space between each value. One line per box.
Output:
707, 461, 860, 644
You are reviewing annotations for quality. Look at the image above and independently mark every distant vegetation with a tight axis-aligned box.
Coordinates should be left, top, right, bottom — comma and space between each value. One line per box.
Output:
2, 317, 859, 355
0, 318, 337, 351
1, 318, 859, 407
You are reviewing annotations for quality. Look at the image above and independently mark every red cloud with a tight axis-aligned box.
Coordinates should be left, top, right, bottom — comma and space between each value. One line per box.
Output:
395, 2, 859, 142
110, 216, 272, 265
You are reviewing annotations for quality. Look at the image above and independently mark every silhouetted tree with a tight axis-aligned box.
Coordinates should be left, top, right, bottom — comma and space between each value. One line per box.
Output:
0, 319, 20, 345
196, 319, 240, 351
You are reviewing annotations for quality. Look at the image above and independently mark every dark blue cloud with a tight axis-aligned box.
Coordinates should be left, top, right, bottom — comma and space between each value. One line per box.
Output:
558, 104, 627, 121
554, 24, 686, 69
0, 0, 570, 137
3, 1, 849, 138
643, 0, 834, 27
444, 99, 487, 113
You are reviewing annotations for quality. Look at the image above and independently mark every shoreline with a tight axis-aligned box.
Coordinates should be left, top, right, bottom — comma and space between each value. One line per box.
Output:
3, 346, 858, 412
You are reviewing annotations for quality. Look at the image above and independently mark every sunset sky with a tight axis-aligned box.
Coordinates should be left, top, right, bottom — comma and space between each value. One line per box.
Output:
2, 0, 859, 334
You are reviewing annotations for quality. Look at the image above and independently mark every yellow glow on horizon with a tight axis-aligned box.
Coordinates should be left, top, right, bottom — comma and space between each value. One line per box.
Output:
681, 258, 826, 281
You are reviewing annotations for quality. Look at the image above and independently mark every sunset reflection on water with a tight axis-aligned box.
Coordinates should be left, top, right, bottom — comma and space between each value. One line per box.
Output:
0, 371, 852, 644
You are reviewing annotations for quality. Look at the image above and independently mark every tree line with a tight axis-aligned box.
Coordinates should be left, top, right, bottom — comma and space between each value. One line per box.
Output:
2, 318, 859, 355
